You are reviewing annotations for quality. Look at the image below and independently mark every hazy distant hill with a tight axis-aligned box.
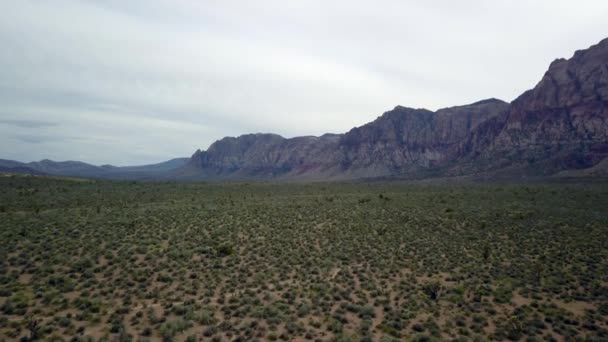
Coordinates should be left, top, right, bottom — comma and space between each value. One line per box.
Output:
0, 158, 189, 180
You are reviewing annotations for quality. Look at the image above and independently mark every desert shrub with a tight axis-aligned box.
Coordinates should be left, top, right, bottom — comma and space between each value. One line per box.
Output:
493, 285, 513, 304
159, 318, 191, 340
422, 282, 442, 301
216, 244, 234, 257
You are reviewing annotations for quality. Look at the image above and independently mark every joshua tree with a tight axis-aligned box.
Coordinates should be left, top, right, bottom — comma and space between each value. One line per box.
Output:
483, 245, 490, 261
27, 316, 40, 341
422, 281, 442, 301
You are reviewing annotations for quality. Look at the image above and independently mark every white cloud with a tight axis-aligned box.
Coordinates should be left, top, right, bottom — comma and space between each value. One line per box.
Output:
0, 0, 607, 164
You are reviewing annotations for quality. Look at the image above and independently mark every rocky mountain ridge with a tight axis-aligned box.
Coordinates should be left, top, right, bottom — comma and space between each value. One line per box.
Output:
3, 38, 607, 181
177, 38, 608, 180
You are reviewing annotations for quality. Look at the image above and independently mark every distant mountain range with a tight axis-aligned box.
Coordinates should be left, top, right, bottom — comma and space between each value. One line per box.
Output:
0, 158, 189, 180
3, 38, 608, 181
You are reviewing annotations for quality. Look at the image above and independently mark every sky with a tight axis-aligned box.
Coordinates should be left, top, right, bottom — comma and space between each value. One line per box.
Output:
0, 1, 607, 166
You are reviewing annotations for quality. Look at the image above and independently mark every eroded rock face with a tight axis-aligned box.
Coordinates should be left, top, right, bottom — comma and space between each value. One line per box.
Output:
182, 38, 608, 180
464, 38, 608, 176
184, 100, 509, 179
186, 133, 343, 178
499, 38, 608, 146
337, 99, 509, 177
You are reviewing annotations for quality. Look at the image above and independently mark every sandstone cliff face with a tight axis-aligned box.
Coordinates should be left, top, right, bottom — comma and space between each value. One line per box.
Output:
187, 133, 343, 178
500, 38, 608, 145
337, 99, 508, 177
459, 38, 608, 176
182, 38, 608, 180
184, 99, 509, 179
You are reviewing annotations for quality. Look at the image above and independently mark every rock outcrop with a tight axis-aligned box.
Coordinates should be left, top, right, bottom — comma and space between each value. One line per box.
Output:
454, 38, 608, 177
181, 38, 608, 180
181, 99, 510, 179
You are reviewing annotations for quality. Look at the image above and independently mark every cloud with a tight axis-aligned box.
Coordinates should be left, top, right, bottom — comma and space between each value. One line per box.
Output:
0, 0, 607, 164
0, 119, 58, 129
11, 134, 71, 144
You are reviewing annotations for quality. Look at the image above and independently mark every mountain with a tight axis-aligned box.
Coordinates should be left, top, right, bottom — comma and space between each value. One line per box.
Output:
337, 99, 510, 178
25, 159, 106, 176
179, 38, 608, 180
452, 38, 608, 178
0, 158, 189, 179
113, 158, 190, 173
176, 99, 509, 180
3, 38, 607, 181
0, 165, 46, 175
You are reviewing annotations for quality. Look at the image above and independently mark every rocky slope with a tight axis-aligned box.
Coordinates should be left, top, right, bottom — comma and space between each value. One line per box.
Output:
453, 38, 608, 177
336, 99, 509, 178
179, 38, 608, 180
181, 133, 342, 179
178, 99, 509, 180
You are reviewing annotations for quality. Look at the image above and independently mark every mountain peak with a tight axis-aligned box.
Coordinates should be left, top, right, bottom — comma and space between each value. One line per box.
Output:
470, 98, 507, 106
392, 105, 423, 111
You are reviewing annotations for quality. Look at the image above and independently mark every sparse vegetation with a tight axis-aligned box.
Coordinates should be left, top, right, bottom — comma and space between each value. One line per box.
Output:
0, 175, 607, 340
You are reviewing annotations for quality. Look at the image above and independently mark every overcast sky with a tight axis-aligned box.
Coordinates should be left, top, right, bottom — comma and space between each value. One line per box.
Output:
0, 1, 607, 165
